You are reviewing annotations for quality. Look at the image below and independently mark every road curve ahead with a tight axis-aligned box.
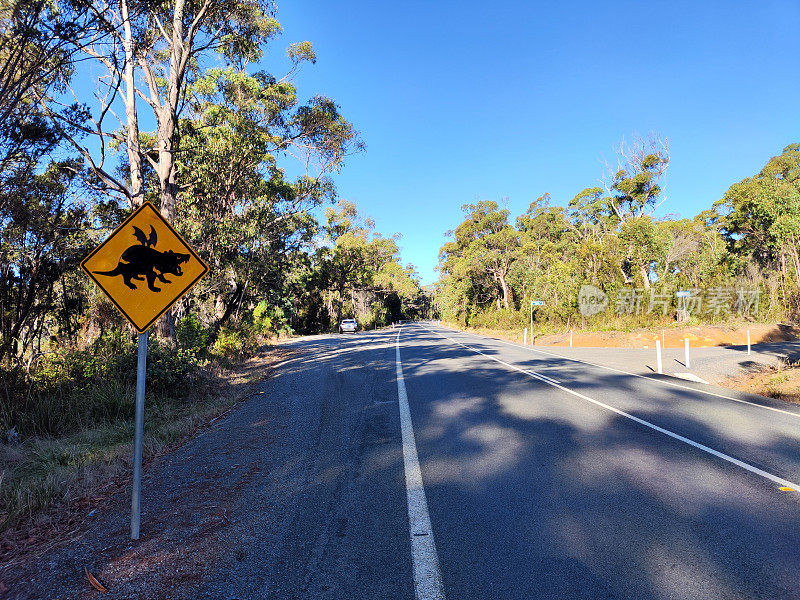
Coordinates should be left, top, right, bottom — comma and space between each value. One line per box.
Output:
398, 322, 800, 600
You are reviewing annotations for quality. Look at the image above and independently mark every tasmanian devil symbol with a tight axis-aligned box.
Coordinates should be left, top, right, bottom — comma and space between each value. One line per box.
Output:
93, 225, 190, 292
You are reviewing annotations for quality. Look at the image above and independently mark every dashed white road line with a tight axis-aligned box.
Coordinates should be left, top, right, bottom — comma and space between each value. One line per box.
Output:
423, 325, 800, 493
396, 328, 446, 600
445, 326, 800, 419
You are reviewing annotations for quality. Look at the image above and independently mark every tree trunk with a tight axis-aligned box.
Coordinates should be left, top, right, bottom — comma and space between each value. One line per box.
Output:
498, 272, 511, 310
120, 0, 143, 206
335, 281, 345, 328
640, 263, 651, 290
154, 0, 190, 343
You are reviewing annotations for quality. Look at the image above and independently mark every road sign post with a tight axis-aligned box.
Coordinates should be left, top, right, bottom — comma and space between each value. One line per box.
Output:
530, 301, 544, 346
131, 331, 147, 540
81, 202, 208, 539
675, 291, 691, 323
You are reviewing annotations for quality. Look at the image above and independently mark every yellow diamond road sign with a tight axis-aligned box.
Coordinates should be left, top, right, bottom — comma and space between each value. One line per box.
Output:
81, 202, 208, 333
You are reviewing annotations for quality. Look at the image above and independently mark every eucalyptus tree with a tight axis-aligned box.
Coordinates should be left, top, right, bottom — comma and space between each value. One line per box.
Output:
31, 0, 362, 338
439, 201, 520, 311
715, 144, 800, 287
0, 0, 97, 363
174, 65, 360, 332
319, 200, 416, 327
33, 0, 282, 217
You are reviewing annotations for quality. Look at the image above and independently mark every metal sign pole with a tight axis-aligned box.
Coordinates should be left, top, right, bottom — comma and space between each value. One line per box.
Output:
131, 331, 148, 540
529, 301, 533, 346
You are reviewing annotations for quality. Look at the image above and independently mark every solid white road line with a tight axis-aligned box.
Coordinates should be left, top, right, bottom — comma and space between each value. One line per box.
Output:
524, 370, 561, 385
396, 329, 446, 600
445, 326, 800, 419
424, 326, 800, 493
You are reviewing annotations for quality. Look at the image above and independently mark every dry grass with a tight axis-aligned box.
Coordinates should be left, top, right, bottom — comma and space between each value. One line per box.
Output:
722, 363, 800, 405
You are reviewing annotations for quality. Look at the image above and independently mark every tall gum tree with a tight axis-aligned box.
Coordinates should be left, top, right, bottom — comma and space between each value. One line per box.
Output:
37, 0, 281, 216
439, 201, 519, 311
714, 143, 800, 310
35, 1, 360, 338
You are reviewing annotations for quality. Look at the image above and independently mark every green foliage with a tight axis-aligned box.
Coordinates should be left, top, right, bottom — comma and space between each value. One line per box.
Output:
435, 141, 799, 329
0, 340, 203, 438
176, 314, 210, 353
211, 326, 257, 359
439, 201, 519, 311
469, 308, 527, 330
312, 200, 422, 330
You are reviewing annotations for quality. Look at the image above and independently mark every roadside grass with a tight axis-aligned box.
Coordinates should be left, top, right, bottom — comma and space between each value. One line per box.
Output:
456, 311, 767, 336
0, 347, 278, 543
722, 363, 800, 405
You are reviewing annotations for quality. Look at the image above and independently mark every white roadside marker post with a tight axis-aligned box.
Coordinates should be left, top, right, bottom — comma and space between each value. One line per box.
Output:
747, 330, 751, 355
570, 330, 573, 348
656, 339, 663, 374
685, 338, 691, 369
131, 331, 147, 539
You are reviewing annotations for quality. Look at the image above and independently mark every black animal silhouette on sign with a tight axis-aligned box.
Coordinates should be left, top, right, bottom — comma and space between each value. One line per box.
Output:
133, 225, 157, 247
93, 226, 190, 292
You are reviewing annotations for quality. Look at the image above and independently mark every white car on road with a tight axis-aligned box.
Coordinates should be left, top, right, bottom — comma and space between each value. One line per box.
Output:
339, 319, 358, 334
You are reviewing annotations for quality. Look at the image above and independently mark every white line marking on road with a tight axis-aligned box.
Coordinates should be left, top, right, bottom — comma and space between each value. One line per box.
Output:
444, 327, 800, 419
396, 329, 446, 600
423, 325, 800, 493
525, 371, 561, 385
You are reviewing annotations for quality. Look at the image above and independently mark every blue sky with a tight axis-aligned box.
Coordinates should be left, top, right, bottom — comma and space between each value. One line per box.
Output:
263, 1, 799, 284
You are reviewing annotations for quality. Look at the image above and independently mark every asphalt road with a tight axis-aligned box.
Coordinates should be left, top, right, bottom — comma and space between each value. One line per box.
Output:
9, 322, 800, 599
400, 323, 800, 599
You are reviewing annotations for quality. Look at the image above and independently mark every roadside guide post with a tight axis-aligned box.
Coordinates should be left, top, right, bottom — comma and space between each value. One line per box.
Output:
80, 202, 208, 540
685, 338, 691, 369
570, 330, 573, 348
747, 330, 751, 355
656, 340, 663, 374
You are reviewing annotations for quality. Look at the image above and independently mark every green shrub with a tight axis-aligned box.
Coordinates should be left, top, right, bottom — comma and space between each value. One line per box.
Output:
250, 301, 293, 337
252, 302, 274, 335
211, 326, 257, 359
176, 314, 209, 352
0, 340, 204, 438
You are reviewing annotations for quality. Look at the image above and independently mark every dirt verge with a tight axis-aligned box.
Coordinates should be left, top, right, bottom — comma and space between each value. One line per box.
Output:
450, 323, 800, 349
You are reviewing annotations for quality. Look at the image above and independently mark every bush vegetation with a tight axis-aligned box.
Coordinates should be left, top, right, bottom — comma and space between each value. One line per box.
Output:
435, 140, 800, 330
